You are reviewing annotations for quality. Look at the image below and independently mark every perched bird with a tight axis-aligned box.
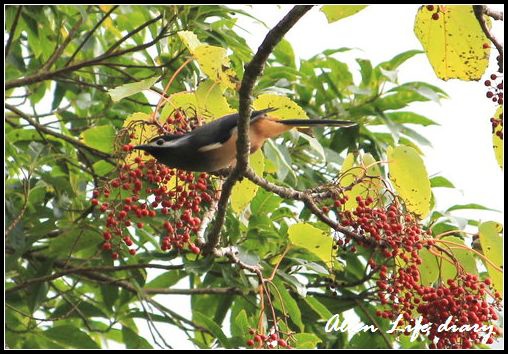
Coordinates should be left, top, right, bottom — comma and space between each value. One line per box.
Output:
133, 108, 355, 172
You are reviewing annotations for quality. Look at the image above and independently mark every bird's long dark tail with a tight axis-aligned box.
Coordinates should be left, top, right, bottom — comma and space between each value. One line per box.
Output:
278, 119, 356, 127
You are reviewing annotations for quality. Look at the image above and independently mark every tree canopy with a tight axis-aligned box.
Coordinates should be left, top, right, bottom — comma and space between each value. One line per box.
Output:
5, 5, 504, 349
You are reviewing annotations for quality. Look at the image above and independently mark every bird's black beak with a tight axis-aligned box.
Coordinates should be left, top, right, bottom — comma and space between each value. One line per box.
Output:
133, 144, 150, 151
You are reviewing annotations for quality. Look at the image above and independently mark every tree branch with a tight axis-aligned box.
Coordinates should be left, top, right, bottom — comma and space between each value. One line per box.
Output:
6, 103, 114, 162
64, 5, 119, 67
5, 5, 23, 58
203, 5, 314, 254
5, 21, 170, 90
6, 263, 184, 294
473, 5, 504, 73
42, 16, 85, 72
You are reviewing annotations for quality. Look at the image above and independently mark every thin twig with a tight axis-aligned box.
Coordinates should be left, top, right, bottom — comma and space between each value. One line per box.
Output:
6, 103, 114, 162
5, 5, 23, 58
42, 16, 85, 71
64, 5, 119, 67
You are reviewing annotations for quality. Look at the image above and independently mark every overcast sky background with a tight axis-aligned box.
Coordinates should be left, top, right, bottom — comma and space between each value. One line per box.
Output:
103, 4, 504, 349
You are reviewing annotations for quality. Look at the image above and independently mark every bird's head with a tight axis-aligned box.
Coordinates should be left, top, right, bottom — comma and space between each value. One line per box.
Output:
133, 135, 181, 158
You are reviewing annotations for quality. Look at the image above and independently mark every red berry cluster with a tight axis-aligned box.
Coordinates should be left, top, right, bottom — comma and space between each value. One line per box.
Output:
417, 276, 502, 349
484, 73, 504, 105
92, 110, 216, 259
245, 329, 291, 349
425, 5, 443, 21
326, 195, 502, 348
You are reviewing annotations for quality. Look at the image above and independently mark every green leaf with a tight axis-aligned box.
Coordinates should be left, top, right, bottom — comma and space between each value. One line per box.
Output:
439, 236, 478, 281
430, 176, 455, 188
321, 5, 367, 23
292, 333, 322, 349
108, 76, 160, 102
122, 326, 153, 349
101, 284, 118, 312
92, 160, 116, 177
347, 331, 389, 349
193, 311, 232, 348
288, 223, 334, 269
479, 221, 503, 295
271, 279, 304, 332
43, 325, 100, 349
231, 309, 250, 338
446, 203, 499, 213
417, 247, 440, 286
81, 125, 116, 153
383, 111, 438, 127
145, 270, 185, 288
304, 296, 333, 320
387, 145, 431, 218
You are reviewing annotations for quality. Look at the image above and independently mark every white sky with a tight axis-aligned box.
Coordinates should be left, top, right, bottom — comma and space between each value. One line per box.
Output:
134, 5, 504, 349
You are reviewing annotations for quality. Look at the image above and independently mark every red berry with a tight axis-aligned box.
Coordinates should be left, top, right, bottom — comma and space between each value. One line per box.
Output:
432, 12, 440, 20
491, 74, 497, 80
91, 198, 99, 206
137, 222, 144, 228
129, 249, 136, 255
426, 5, 434, 11
277, 339, 288, 347
246, 339, 254, 347
102, 242, 112, 251
111, 251, 119, 260
485, 80, 491, 86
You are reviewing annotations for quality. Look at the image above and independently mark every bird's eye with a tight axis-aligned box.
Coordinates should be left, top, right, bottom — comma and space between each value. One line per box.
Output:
156, 139, 164, 146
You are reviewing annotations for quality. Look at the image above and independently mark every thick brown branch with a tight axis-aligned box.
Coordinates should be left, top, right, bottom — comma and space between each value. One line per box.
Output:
203, 5, 313, 254
473, 5, 504, 73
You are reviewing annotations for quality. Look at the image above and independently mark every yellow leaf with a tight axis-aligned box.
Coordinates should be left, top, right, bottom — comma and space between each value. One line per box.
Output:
339, 153, 382, 210
253, 94, 307, 120
387, 145, 431, 218
231, 150, 264, 213
414, 5, 491, 81
321, 5, 367, 23
492, 106, 503, 169
177, 31, 238, 90
195, 80, 235, 120
288, 223, 334, 268
123, 112, 159, 165
193, 45, 237, 90
177, 30, 202, 53
99, 5, 113, 12
479, 221, 503, 296
160, 92, 198, 121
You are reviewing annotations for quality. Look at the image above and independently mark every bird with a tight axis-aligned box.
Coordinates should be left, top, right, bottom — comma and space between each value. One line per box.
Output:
133, 108, 355, 172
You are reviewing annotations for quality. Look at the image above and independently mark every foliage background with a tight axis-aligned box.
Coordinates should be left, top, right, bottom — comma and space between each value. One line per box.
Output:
5, 5, 504, 349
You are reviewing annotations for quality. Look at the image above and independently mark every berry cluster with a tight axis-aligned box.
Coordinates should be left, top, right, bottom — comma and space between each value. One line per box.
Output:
484, 73, 504, 105
425, 5, 444, 21
245, 329, 291, 349
417, 276, 502, 349
92, 110, 216, 259
325, 195, 502, 349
